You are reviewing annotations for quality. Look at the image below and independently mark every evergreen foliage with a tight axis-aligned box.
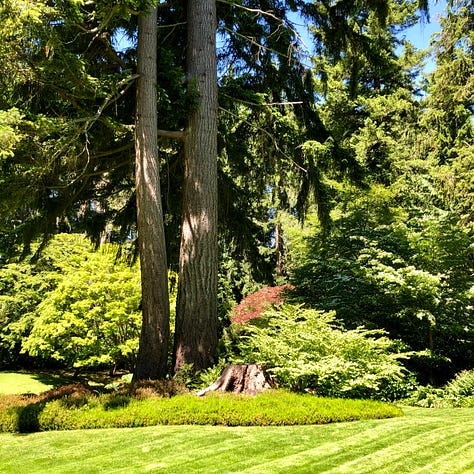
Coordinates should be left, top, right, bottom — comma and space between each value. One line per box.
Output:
281, 1, 473, 385
286, 189, 473, 384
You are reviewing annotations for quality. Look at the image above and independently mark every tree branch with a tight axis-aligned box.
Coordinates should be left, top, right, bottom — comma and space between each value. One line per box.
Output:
220, 92, 303, 108
218, 106, 307, 173
157, 129, 186, 141
217, 0, 309, 51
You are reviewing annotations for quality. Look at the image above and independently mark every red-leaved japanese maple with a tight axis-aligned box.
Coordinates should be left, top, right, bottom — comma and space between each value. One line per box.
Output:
231, 284, 294, 324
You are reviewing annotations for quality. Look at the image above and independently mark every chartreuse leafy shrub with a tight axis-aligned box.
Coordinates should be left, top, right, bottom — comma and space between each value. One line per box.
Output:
0, 257, 61, 368
1, 234, 180, 372
227, 304, 415, 400
21, 258, 142, 372
0, 383, 402, 432
406, 370, 474, 408
0, 234, 140, 370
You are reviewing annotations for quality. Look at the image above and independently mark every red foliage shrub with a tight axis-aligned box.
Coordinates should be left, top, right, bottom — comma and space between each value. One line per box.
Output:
37, 383, 95, 402
231, 284, 295, 324
117, 380, 188, 399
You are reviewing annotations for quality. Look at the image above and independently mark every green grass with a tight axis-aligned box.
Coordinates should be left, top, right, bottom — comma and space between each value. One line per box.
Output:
1, 373, 471, 472
0, 372, 70, 395
0, 407, 472, 473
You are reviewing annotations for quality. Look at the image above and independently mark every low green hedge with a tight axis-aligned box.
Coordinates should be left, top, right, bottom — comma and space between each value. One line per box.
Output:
0, 385, 402, 432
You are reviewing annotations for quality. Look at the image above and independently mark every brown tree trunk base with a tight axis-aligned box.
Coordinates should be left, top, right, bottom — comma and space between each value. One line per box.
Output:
196, 364, 274, 396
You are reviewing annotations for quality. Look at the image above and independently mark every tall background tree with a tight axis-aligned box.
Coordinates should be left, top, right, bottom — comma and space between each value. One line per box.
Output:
173, 0, 219, 373
133, 5, 170, 380
282, 0, 473, 384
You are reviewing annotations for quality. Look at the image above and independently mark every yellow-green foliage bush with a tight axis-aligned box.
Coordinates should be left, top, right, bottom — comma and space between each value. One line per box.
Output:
228, 304, 415, 400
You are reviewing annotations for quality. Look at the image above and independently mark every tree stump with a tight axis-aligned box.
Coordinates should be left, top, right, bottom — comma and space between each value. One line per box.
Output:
196, 364, 274, 396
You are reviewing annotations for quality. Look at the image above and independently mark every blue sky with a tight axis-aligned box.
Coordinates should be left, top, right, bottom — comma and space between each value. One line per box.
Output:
289, 0, 447, 73
116, 1, 448, 74
403, 0, 447, 72
404, 0, 446, 48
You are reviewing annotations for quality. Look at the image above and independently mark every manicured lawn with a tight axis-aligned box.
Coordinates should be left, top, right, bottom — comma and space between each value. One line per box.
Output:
0, 406, 472, 473
0, 372, 64, 395
0, 371, 114, 395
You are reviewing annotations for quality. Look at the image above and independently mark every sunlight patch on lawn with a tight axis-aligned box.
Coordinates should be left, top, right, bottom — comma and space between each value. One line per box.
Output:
0, 372, 55, 395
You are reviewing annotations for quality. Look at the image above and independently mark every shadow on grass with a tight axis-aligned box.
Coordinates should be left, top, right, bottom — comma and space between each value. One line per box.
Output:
12, 384, 95, 433
15, 399, 45, 433
103, 394, 131, 410
30, 371, 75, 390
30, 369, 126, 391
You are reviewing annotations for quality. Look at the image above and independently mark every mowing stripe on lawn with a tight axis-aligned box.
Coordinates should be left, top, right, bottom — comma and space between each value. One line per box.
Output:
0, 408, 473, 473
321, 420, 474, 473
237, 418, 420, 473
410, 439, 474, 474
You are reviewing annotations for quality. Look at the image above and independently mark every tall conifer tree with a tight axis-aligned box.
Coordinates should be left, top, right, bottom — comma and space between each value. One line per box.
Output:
133, 5, 170, 380
173, 0, 219, 373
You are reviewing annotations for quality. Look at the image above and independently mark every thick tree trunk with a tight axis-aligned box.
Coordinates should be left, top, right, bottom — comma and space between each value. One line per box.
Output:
133, 8, 170, 380
196, 364, 274, 396
173, 0, 218, 374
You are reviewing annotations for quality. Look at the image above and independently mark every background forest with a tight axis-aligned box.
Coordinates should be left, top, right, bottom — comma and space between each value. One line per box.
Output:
0, 0, 472, 399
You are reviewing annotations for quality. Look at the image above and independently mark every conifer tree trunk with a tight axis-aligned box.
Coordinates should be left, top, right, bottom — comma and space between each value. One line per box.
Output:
275, 222, 286, 277
133, 8, 170, 380
173, 0, 218, 373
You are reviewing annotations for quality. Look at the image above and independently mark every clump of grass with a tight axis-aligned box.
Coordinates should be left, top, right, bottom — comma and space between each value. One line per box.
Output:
0, 387, 402, 433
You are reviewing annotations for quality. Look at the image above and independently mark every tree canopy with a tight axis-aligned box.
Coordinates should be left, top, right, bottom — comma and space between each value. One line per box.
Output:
0, 0, 472, 386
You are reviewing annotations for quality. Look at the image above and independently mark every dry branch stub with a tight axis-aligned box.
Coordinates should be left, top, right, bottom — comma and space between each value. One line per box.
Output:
196, 364, 274, 396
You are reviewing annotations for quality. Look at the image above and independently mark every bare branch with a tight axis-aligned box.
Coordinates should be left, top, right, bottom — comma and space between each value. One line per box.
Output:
220, 92, 303, 107
157, 129, 186, 141
221, 25, 289, 60
217, 0, 283, 23
217, 0, 308, 51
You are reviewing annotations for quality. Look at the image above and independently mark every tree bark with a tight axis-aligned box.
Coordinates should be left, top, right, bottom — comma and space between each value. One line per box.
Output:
133, 7, 170, 380
173, 0, 218, 374
196, 364, 274, 396
275, 221, 286, 277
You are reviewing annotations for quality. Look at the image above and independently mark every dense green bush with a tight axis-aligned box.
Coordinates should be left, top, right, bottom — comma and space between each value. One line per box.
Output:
0, 234, 182, 373
445, 370, 474, 398
0, 386, 402, 432
405, 370, 474, 408
0, 260, 60, 368
284, 185, 474, 385
225, 304, 415, 400
22, 259, 142, 372
0, 235, 142, 371
16, 236, 146, 372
